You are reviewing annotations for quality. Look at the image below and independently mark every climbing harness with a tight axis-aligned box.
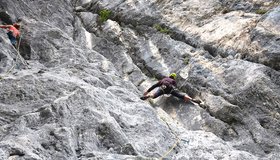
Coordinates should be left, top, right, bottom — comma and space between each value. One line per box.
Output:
160, 85, 175, 95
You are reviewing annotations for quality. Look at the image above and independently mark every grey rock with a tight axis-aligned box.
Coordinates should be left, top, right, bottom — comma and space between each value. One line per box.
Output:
249, 7, 280, 70
0, 0, 279, 160
0, 30, 16, 74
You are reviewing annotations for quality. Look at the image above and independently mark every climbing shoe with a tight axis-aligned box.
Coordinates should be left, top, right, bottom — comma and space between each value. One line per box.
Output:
140, 96, 149, 100
192, 99, 201, 104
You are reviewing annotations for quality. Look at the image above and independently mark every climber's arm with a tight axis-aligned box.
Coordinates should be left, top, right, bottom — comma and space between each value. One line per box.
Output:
0, 25, 12, 29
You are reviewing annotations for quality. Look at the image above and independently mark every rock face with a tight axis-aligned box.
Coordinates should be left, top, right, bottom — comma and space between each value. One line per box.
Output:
250, 7, 280, 70
0, 0, 279, 160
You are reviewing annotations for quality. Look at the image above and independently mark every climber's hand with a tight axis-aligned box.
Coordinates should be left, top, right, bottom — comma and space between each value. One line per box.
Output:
143, 91, 149, 96
192, 99, 201, 104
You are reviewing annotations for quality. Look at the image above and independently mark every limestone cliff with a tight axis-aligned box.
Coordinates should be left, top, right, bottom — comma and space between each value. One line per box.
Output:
0, 0, 279, 159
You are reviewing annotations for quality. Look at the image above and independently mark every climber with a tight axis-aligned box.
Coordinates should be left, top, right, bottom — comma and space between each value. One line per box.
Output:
0, 19, 21, 48
140, 73, 201, 104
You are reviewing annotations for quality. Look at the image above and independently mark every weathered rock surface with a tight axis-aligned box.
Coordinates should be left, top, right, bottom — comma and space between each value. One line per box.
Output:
0, 0, 279, 159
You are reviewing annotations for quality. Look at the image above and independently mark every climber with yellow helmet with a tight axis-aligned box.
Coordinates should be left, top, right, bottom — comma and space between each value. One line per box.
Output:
140, 73, 201, 104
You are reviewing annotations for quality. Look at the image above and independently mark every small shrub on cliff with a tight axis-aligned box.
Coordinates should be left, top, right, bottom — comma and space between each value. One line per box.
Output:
255, 9, 267, 14
184, 56, 190, 65
99, 9, 111, 22
153, 24, 170, 34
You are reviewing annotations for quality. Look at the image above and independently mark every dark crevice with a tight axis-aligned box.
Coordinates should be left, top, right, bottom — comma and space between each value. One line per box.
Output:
96, 122, 137, 156
203, 44, 218, 57
18, 38, 31, 60
75, 126, 82, 159
9, 149, 25, 157
0, 11, 14, 24
170, 30, 199, 48
248, 130, 275, 155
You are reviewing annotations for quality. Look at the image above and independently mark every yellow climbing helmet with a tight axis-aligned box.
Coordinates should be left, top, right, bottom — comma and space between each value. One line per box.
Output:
169, 73, 177, 79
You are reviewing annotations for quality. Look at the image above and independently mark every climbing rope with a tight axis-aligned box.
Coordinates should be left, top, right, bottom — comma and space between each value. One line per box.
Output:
178, 63, 193, 90
15, 28, 28, 66
148, 100, 182, 159
0, 25, 28, 80
159, 117, 181, 160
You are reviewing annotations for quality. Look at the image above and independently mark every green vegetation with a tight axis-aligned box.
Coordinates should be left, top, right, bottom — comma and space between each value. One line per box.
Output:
255, 9, 267, 15
153, 24, 170, 34
184, 56, 190, 65
160, 116, 167, 122
99, 9, 112, 22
